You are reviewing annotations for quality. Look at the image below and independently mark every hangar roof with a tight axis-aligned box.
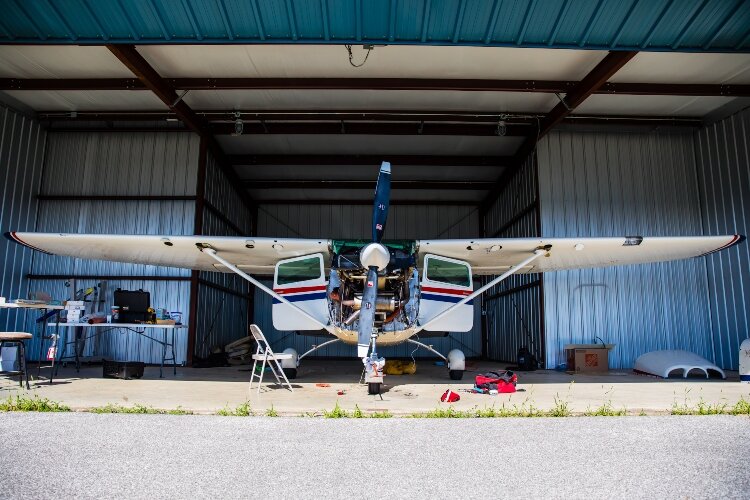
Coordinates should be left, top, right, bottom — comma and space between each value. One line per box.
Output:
2, 0, 749, 52
1, 0, 749, 206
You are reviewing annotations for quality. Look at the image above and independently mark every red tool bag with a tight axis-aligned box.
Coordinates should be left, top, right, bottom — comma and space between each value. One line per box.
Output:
474, 371, 517, 393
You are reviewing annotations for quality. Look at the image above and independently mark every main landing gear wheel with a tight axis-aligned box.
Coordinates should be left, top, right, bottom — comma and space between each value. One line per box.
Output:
449, 370, 464, 381
368, 382, 381, 395
282, 368, 297, 380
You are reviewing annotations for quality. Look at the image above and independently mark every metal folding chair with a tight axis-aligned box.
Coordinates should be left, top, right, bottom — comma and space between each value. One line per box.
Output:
249, 325, 294, 394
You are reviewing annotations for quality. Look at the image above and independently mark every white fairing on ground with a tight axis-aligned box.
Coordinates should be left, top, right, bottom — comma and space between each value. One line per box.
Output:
633, 350, 726, 379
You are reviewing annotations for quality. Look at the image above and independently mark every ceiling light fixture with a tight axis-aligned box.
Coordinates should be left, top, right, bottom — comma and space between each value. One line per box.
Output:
231, 111, 243, 136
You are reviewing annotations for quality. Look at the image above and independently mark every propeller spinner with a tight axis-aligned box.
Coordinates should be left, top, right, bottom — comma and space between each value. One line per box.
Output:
357, 161, 391, 358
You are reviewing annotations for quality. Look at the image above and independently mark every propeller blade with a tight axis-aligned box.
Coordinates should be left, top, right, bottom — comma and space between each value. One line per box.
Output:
372, 161, 391, 243
357, 267, 379, 357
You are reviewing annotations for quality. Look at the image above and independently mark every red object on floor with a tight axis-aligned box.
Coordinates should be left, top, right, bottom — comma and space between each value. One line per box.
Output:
475, 371, 518, 393
440, 389, 460, 403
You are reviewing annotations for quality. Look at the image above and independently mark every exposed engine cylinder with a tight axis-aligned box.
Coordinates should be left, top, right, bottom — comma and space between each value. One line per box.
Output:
360, 243, 390, 270
343, 295, 400, 312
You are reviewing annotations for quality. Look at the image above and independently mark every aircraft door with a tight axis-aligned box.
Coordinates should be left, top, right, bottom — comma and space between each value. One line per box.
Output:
418, 254, 473, 332
273, 253, 329, 330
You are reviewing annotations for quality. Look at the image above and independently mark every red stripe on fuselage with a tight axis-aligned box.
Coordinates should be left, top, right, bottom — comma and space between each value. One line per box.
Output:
274, 284, 327, 295
421, 286, 472, 296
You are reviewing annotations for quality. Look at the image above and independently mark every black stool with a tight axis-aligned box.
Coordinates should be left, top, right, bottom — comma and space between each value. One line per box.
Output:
0, 332, 32, 389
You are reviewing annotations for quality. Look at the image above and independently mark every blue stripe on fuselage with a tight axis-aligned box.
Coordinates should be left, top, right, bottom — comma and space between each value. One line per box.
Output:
421, 293, 473, 305
273, 292, 327, 304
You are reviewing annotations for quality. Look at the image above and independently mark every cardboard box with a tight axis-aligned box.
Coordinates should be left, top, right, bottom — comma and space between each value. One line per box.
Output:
566, 347, 610, 372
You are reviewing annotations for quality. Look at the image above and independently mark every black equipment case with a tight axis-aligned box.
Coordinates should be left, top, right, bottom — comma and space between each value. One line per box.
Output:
113, 289, 150, 323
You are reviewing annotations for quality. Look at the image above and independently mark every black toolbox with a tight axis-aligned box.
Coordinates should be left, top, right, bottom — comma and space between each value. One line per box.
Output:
103, 359, 145, 379
113, 289, 150, 323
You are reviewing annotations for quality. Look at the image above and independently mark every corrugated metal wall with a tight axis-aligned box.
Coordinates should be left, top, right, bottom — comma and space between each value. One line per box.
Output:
0, 105, 46, 334
254, 203, 482, 358
482, 156, 543, 364
537, 129, 711, 369
27, 131, 199, 364
695, 108, 750, 370
194, 151, 253, 358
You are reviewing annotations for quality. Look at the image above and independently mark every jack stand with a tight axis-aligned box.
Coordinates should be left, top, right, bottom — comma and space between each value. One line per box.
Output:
363, 333, 385, 395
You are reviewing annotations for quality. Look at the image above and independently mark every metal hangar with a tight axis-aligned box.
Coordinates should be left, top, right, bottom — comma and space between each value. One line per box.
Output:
0, 0, 748, 370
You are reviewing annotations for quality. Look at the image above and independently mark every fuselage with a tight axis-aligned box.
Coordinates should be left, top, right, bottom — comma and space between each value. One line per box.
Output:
272, 239, 475, 343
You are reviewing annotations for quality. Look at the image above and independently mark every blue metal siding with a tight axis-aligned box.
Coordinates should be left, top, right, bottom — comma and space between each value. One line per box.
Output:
195, 151, 254, 358
0, 105, 46, 334
483, 156, 542, 363
254, 203, 482, 358
695, 108, 750, 370
1, 0, 748, 51
537, 129, 712, 369
25, 131, 199, 363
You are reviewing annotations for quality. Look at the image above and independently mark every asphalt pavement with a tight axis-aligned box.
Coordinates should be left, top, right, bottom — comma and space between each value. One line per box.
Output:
0, 413, 748, 499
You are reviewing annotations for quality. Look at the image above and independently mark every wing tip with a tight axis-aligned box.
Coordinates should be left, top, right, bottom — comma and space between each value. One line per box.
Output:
4, 231, 52, 254
700, 234, 745, 257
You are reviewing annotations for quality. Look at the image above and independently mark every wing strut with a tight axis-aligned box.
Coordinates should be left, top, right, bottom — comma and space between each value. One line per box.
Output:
201, 247, 335, 334
413, 247, 549, 335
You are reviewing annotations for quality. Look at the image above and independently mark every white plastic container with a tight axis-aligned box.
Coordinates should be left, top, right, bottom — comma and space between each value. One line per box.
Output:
740, 338, 750, 383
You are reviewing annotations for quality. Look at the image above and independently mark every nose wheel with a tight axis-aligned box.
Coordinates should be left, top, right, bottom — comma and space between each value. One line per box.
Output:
368, 382, 382, 395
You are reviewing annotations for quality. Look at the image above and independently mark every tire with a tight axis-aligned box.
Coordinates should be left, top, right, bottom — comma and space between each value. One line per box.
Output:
283, 368, 297, 380
368, 382, 381, 395
449, 370, 464, 380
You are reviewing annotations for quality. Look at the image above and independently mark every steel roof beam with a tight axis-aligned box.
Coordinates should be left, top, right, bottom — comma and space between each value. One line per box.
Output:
229, 155, 512, 166
38, 110, 703, 129
244, 180, 495, 190
105, 44, 255, 210
257, 199, 479, 206
3, 77, 749, 97
480, 50, 639, 213
210, 121, 528, 136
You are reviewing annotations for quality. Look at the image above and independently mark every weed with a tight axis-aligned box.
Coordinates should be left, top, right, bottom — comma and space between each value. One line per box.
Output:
547, 393, 571, 417
731, 397, 750, 415
369, 410, 393, 418
216, 401, 253, 416
166, 406, 193, 415
584, 401, 626, 417
352, 405, 364, 418
0, 395, 70, 412
412, 406, 473, 418
265, 405, 279, 417
323, 401, 349, 418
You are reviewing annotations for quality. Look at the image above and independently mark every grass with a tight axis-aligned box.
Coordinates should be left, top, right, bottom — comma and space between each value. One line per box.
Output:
672, 396, 750, 416
323, 401, 350, 418
216, 401, 253, 416
90, 403, 193, 415
0, 395, 70, 412
320, 403, 393, 418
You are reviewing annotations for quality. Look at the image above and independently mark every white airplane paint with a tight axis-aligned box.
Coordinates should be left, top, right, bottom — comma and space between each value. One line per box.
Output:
6, 162, 745, 394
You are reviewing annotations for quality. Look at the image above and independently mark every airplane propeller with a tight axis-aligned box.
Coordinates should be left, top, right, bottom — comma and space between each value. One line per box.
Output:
357, 161, 391, 358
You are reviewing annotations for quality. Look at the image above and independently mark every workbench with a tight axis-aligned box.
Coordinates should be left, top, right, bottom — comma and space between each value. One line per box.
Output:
53, 323, 184, 378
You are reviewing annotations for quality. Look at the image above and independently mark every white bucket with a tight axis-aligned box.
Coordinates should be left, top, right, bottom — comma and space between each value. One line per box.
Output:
740, 338, 750, 383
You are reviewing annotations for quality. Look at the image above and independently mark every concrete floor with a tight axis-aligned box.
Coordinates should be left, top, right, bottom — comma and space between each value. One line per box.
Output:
1, 359, 749, 415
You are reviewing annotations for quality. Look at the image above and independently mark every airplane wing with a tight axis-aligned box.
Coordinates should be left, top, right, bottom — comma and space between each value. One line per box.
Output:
6, 232, 330, 275
417, 235, 744, 275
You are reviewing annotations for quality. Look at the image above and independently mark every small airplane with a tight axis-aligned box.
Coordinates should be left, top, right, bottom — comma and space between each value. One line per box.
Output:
6, 162, 745, 394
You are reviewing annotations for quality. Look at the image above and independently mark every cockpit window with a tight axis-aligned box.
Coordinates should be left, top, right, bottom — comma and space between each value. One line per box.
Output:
276, 256, 322, 285
425, 257, 471, 287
